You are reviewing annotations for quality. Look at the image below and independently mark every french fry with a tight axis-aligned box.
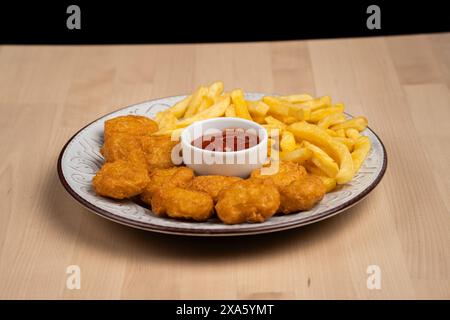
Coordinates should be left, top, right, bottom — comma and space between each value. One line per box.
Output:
167, 95, 192, 118
289, 121, 354, 184
207, 81, 224, 98
263, 96, 290, 116
335, 128, 346, 137
296, 95, 331, 111
279, 147, 312, 163
303, 141, 339, 178
175, 96, 230, 128
345, 128, 361, 140
265, 116, 287, 130
304, 160, 327, 176
196, 96, 215, 113
279, 94, 313, 103
325, 128, 338, 137
225, 104, 236, 117
330, 116, 368, 132
280, 131, 296, 152
351, 136, 371, 172
252, 115, 266, 124
262, 125, 283, 137
231, 89, 253, 120
183, 86, 208, 118
310, 103, 345, 122
247, 100, 270, 117
333, 137, 354, 152
155, 111, 178, 130
318, 112, 346, 129
313, 174, 337, 193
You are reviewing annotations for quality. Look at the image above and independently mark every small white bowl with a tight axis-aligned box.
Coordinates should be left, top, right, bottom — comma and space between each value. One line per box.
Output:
180, 117, 268, 178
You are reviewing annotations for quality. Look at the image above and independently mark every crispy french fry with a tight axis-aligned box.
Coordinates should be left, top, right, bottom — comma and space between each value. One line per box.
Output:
313, 174, 337, 193
252, 115, 266, 124
304, 160, 327, 176
207, 81, 224, 98
303, 141, 339, 178
279, 147, 312, 163
346, 128, 361, 140
351, 136, 371, 172
280, 131, 296, 152
183, 86, 208, 118
176, 96, 230, 128
325, 128, 338, 137
167, 95, 192, 118
263, 96, 290, 117
196, 96, 215, 113
296, 95, 331, 111
279, 94, 313, 103
336, 128, 346, 137
155, 111, 178, 130
310, 103, 345, 122
225, 104, 236, 117
265, 116, 287, 130
330, 116, 368, 132
318, 112, 346, 129
247, 100, 270, 117
231, 89, 253, 120
333, 137, 354, 152
289, 121, 354, 184
153, 127, 184, 137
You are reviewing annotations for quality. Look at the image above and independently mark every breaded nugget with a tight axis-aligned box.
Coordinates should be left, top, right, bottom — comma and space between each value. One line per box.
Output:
104, 115, 158, 140
151, 187, 213, 221
100, 133, 147, 166
215, 179, 280, 224
92, 160, 150, 199
278, 175, 326, 214
250, 161, 307, 190
140, 166, 194, 204
140, 135, 179, 169
191, 175, 242, 202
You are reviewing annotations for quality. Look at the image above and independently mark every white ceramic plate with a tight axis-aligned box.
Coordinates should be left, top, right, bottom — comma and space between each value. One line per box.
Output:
57, 93, 387, 236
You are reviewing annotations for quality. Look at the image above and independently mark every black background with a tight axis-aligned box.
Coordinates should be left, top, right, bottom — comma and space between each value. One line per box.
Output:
1, 1, 449, 44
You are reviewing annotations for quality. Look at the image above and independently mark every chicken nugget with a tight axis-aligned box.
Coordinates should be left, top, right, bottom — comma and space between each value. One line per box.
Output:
215, 179, 280, 224
104, 115, 158, 140
93, 160, 150, 199
278, 175, 326, 214
100, 133, 147, 166
140, 135, 179, 170
191, 175, 242, 202
151, 187, 213, 221
141, 166, 194, 204
250, 161, 307, 190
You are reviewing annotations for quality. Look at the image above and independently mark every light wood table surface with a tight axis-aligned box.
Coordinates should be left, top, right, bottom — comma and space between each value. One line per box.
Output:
1, 34, 449, 299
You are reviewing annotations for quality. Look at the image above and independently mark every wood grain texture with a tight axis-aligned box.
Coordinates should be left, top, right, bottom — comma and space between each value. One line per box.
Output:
0, 34, 449, 299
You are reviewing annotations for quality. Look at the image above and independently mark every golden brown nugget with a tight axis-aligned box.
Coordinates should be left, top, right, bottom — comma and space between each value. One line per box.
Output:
151, 187, 213, 221
140, 135, 179, 170
100, 133, 147, 166
250, 161, 307, 190
104, 115, 158, 140
140, 167, 194, 204
191, 175, 242, 202
92, 160, 150, 199
215, 179, 280, 224
278, 175, 326, 214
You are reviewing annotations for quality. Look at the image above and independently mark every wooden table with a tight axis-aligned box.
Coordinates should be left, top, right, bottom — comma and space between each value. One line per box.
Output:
0, 34, 449, 299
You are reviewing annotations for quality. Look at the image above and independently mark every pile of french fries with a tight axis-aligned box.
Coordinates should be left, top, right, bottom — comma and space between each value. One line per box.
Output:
153, 81, 371, 192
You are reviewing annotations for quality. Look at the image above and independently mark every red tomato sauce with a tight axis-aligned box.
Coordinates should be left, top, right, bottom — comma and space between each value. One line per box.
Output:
191, 128, 260, 152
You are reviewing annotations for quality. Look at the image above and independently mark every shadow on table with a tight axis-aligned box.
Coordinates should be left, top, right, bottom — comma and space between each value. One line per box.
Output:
48, 169, 371, 262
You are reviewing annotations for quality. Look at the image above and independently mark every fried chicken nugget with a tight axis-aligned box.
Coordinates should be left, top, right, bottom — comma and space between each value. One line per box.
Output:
104, 115, 158, 140
250, 161, 307, 189
140, 166, 194, 204
92, 160, 150, 199
140, 135, 179, 170
191, 175, 242, 202
100, 133, 147, 166
215, 179, 280, 224
151, 187, 213, 221
278, 175, 326, 214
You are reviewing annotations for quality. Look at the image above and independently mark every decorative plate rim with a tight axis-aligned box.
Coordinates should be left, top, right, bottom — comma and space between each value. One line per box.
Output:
57, 94, 388, 236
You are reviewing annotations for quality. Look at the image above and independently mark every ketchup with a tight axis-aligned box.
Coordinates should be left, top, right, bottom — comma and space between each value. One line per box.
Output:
191, 128, 260, 152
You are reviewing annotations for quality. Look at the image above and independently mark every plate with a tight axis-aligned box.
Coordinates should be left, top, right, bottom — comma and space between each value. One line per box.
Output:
57, 93, 387, 236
